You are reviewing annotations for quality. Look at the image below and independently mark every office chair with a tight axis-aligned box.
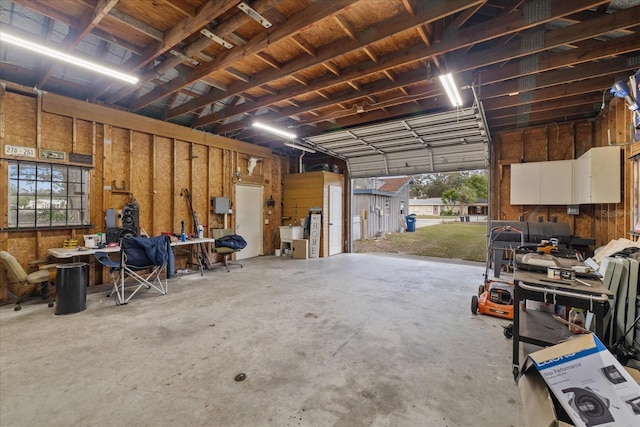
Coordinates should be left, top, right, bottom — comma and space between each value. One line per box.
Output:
0, 251, 56, 311
212, 229, 245, 272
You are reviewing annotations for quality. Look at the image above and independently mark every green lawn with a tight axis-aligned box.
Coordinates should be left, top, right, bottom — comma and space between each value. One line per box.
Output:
354, 223, 488, 263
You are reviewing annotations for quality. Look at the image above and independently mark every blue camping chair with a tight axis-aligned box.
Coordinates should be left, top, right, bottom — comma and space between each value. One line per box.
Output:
95, 235, 171, 305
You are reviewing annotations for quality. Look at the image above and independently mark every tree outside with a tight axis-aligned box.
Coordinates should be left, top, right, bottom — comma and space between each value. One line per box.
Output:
409, 171, 488, 216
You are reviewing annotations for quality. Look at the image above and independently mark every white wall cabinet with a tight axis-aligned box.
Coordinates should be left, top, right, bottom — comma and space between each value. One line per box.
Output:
510, 146, 620, 205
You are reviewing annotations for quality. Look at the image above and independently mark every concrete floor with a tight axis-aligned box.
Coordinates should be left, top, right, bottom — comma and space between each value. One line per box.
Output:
1, 253, 523, 427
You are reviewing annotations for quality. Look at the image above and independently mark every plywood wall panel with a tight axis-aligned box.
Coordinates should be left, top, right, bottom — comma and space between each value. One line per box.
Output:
523, 128, 547, 162
174, 141, 192, 233
131, 131, 153, 234
75, 119, 93, 156
109, 126, 131, 186
41, 112, 72, 152
496, 131, 522, 161
5, 93, 36, 146
191, 143, 209, 234
153, 136, 173, 235
547, 125, 573, 161
1, 90, 286, 302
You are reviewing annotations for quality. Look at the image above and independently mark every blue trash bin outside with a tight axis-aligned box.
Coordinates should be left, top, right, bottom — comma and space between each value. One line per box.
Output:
405, 214, 416, 232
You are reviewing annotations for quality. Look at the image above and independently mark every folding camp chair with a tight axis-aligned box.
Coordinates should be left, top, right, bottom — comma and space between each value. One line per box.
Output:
212, 228, 245, 272
95, 235, 170, 305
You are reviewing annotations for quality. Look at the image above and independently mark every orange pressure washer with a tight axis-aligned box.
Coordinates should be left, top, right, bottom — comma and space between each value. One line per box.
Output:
471, 225, 524, 321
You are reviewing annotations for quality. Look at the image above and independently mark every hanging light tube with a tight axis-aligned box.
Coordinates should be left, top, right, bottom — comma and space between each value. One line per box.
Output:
284, 142, 315, 153
439, 73, 463, 107
252, 121, 296, 139
0, 30, 139, 84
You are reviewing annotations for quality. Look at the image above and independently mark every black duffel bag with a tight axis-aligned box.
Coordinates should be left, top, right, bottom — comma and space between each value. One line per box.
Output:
215, 234, 247, 250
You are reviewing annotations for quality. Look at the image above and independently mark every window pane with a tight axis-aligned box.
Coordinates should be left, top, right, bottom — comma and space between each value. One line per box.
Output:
18, 209, 36, 227
18, 164, 36, 179
67, 168, 82, 183
66, 209, 83, 225
53, 166, 67, 182
51, 209, 68, 226
8, 209, 18, 226
36, 181, 52, 195
8, 161, 90, 229
36, 165, 53, 182
36, 209, 52, 226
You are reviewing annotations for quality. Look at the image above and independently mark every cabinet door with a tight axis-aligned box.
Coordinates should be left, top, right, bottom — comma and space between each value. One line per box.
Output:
539, 160, 573, 204
510, 163, 541, 205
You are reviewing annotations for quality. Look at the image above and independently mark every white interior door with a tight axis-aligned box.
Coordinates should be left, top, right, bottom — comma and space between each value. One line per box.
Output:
329, 185, 343, 256
235, 184, 262, 259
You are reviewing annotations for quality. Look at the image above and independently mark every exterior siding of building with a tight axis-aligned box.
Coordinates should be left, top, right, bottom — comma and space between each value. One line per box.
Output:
352, 177, 412, 239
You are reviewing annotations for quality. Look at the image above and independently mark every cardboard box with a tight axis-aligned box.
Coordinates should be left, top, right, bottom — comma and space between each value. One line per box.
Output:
519, 334, 640, 426
291, 239, 308, 259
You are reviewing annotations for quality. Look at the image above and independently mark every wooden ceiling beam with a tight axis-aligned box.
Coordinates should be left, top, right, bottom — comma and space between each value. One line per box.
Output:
90, 28, 146, 55
200, 77, 228, 92
401, 0, 417, 16
450, 1, 486, 29
334, 14, 357, 40
488, 104, 597, 129
447, 5, 640, 82
208, 67, 434, 132
290, 74, 309, 86
13, 0, 143, 56
261, 85, 278, 96
94, 0, 245, 101
291, 34, 317, 56
36, 0, 119, 87
12, 0, 82, 28
348, 81, 360, 91
479, 55, 639, 101
322, 62, 341, 76
302, 97, 450, 134
122, 0, 357, 109
159, 0, 195, 17
483, 76, 613, 110
486, 92, 603, 120
108, 9, 164, 41
363, 47, 379, 63
163, 0, 483, 119
194, 0, 597, 128
226, 67, 251, 82
383, 70, 395, 82
256, 52, 282, 69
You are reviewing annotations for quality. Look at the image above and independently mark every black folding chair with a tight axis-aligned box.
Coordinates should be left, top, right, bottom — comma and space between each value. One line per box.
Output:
95, 236, 170, 305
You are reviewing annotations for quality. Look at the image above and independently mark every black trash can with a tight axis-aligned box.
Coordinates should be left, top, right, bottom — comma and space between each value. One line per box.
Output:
55, 262, 88, 315
405, 214, 416, 232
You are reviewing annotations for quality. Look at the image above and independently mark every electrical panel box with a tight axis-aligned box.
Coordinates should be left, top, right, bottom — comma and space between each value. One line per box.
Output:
211, 197, 230, 214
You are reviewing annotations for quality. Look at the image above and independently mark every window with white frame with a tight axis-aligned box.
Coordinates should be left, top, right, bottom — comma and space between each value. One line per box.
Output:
8, 161, 90, 228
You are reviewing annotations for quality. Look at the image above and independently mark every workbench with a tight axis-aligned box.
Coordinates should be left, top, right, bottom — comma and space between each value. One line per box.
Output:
512, 270, 613, 380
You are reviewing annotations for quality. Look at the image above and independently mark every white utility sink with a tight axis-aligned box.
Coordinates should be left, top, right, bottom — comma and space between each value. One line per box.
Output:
279, 226, 304, 241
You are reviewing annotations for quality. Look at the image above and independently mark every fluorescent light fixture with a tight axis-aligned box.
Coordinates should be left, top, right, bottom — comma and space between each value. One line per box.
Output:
284, 142, 316, 153
252, 121, 296, 139
0, 31, 139, 84
439, 73, 463, 107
